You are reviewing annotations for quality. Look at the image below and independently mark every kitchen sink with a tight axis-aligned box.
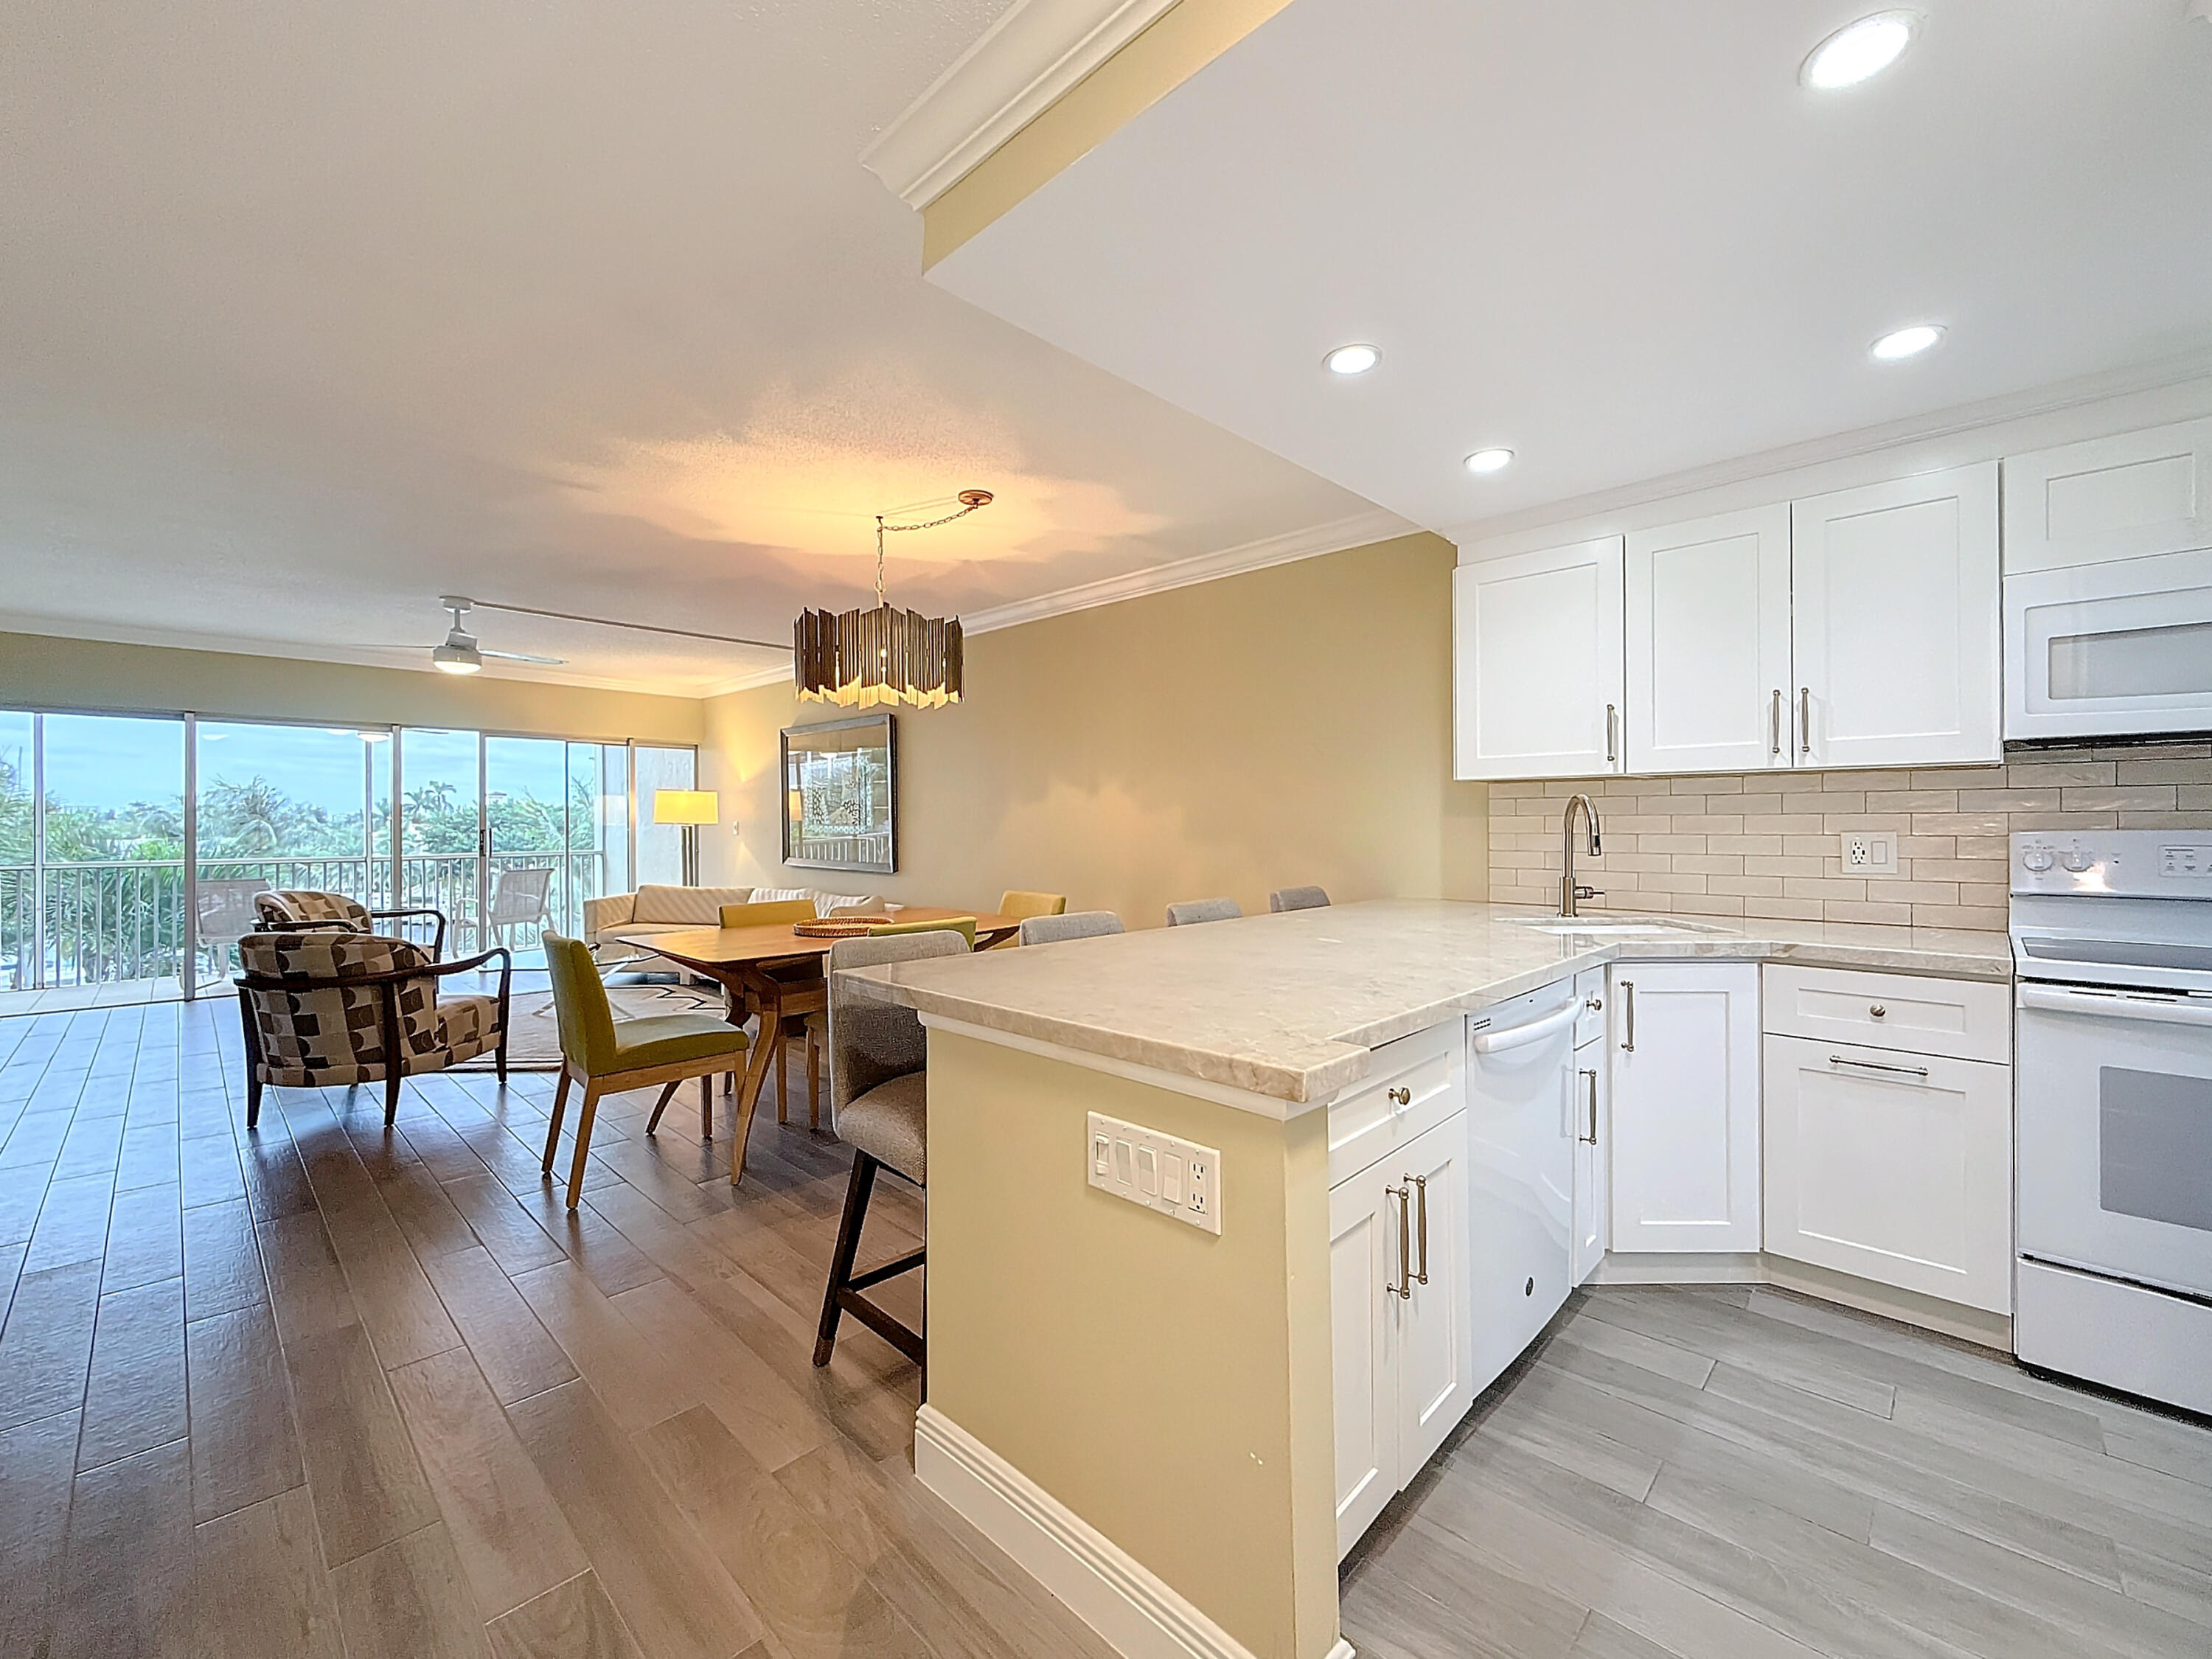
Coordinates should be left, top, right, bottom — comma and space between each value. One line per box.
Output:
1504, 916, 1723, 938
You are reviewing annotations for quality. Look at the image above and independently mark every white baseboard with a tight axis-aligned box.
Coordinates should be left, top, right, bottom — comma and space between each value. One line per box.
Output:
914, 1405, 1352, 1659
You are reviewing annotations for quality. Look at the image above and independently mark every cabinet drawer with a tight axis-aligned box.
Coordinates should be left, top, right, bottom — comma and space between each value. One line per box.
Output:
1328, 1020, 1461, 1189
1763, 1034, 2013, 1313
1762, 964, 2010, 1064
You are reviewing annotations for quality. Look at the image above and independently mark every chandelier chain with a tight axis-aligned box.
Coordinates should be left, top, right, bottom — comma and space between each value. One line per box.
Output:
872, 495, 991, 607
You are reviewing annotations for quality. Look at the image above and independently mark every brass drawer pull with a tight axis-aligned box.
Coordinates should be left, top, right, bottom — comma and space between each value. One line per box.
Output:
1388, 1085, 1412, 1107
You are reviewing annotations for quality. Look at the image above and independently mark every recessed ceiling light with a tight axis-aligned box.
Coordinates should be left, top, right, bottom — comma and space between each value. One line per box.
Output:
1324, 343, 1380, 375
1464, 448, 1515, 476
1871, 323, 1944, 361
1801, 11, 1916, 90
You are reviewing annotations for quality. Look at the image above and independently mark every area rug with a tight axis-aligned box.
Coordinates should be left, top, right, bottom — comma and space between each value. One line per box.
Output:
451, 981, 731, 1071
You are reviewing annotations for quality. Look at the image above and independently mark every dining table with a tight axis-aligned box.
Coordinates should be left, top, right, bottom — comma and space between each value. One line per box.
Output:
603, 906, 1021, 1185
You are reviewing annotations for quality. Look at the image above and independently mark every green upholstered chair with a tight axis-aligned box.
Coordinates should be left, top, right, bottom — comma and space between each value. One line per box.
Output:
868, 916, 976, 948
717, 899, 818, 929
540, 933, 752, 1209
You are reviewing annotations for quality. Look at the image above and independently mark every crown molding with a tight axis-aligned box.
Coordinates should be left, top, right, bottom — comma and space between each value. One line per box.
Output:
0, 611, 771, 700
959, 507, 1411, 636
1444, 349, 2212, 551
698, 659, 799, 698
860, 0, 1181, 209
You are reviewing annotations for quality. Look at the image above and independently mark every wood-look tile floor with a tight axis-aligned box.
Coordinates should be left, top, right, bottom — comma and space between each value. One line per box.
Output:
1343, 1283, 2212, 1659
8, 1000, 2211, 1659
0, 999, 1121, 1659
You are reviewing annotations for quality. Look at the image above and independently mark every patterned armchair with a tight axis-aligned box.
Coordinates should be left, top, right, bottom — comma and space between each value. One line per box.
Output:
255, 888, 448, 959
235, 931, 510, 1127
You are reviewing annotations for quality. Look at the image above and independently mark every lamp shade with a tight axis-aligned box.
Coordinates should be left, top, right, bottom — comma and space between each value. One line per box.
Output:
652, 789, 719, 827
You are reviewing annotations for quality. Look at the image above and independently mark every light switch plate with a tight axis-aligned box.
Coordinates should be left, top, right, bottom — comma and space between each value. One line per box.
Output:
1842, 831, 1897, 875
1086, 1112, 1220, 1234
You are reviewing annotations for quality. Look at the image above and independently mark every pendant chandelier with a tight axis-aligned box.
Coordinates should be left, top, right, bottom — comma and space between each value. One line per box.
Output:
794, 490, 990, 709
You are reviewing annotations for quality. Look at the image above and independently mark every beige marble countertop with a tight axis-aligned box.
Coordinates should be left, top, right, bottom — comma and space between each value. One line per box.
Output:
840, 900, 2013, 1108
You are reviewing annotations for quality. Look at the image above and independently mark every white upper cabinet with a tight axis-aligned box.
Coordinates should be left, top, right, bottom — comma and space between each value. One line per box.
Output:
1624, 505, 1793, 775
2003, 417, 2212, 574
1453, 538, 1624, 780
1790, 463, 2001, 769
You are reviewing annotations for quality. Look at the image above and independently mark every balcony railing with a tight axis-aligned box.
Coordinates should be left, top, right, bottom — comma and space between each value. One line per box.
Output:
1, 850, 611, 992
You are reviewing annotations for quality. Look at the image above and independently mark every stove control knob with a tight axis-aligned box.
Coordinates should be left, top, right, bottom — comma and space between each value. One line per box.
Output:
2021, 846, 2054, 873
2061, 848, 2096, 874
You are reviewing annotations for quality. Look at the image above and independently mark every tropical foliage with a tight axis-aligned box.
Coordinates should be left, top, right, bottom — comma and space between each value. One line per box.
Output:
2, 755, 605, 990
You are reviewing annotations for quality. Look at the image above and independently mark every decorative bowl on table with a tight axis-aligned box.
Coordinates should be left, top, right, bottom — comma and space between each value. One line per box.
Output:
791, 916, 897, 939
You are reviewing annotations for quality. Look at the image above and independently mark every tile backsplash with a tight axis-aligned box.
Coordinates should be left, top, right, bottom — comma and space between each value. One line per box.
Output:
1487, 742, 2212, 933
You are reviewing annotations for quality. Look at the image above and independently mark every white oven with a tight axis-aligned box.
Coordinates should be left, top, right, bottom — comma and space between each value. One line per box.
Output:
2012, 832, 2212, 1413
2003, 547, 2212, 741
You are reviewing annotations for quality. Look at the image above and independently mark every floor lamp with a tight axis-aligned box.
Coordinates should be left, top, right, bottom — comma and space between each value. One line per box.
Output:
652, 790, 719, 886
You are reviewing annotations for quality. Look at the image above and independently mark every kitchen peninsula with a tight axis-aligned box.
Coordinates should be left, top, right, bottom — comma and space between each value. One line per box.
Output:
844, 901, 2014, 1659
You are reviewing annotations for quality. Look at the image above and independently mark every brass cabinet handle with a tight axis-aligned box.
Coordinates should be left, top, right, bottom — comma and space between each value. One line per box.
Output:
1410, 1174, 1430, 1286
1620, 979, 1635, 1051
1869, 1004, 1887, 1018
1585, 995, 1603, 1012
1580, 1068, 1599, 1144
1388, 1085, 1412, 1107
1799, 687, 1812, 757
1388, 1186, 1413, 1298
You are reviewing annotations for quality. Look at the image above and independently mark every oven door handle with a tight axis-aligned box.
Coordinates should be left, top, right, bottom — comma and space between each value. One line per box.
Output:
2018, 983, 2212, 1029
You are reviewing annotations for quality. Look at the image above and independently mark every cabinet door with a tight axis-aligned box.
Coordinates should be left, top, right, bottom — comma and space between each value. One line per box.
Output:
1454, 538, 1625, 779
1329, 1170, 1397, 1558
1625, 505, 1793, 774
1764, 1034, 2013, 1313
1394, 1112, 1473, 1478
1610, 962, 1761, 1253
1571, 1039, 1609, 1284
2003, 417, 2212, 574
1790, 463, 2000, 768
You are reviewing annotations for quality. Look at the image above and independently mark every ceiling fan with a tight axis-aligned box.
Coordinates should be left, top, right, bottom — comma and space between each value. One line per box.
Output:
425, 596, 565, 675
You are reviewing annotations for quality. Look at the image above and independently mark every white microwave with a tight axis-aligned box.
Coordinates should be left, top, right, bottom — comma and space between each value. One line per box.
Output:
2003, 546, 2212, 741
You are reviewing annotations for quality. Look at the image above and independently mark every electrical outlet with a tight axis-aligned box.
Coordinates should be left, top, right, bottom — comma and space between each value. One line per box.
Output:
1843, 831, 1897, 875
1087, 1112, 1220, 1234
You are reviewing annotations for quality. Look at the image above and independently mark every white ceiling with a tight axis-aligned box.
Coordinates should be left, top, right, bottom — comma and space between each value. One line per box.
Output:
930, 0, 2212, 540
0, 0, 1380, 694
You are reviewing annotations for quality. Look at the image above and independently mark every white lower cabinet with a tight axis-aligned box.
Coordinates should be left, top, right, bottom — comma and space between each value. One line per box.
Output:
1763, 1034, 2014, 1314
1608, 962, 1762, 1253
1329, 1110, 1472, 1559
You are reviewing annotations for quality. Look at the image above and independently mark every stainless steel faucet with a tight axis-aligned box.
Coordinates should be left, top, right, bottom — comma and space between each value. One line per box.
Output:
1560, 793, 1604, 917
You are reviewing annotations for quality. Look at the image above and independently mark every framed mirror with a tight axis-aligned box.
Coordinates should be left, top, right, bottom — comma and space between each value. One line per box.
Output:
780, 714, 895, 874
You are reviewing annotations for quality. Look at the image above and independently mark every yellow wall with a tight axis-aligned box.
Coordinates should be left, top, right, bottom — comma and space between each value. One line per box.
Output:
699, 532, 1489, 925
0, 630, 703, 745
925, 0, 1299, 267
925, 1030, 1340, 1658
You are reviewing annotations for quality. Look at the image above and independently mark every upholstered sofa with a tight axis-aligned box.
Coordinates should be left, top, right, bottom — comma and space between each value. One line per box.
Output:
582, 884, 880, 975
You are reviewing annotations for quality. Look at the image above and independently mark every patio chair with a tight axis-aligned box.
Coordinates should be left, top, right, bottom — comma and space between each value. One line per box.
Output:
194, 877, 271, 984
235, 930, 510, 1127
485, 866, 554, 948
256, 888, 449, 959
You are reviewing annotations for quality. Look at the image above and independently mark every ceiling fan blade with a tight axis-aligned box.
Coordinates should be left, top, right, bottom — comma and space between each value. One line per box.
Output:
480, 648, 567, 665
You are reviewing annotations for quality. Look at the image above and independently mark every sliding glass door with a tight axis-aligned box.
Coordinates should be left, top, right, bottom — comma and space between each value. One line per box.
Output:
0, 707, 684, 1003
193, 721, 395, 984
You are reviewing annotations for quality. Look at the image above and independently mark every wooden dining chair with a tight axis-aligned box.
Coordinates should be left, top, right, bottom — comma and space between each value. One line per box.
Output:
540, 933, 751, 1208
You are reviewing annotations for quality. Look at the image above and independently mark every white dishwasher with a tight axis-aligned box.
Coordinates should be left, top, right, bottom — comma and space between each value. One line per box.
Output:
1464, 980, 1578, 1396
